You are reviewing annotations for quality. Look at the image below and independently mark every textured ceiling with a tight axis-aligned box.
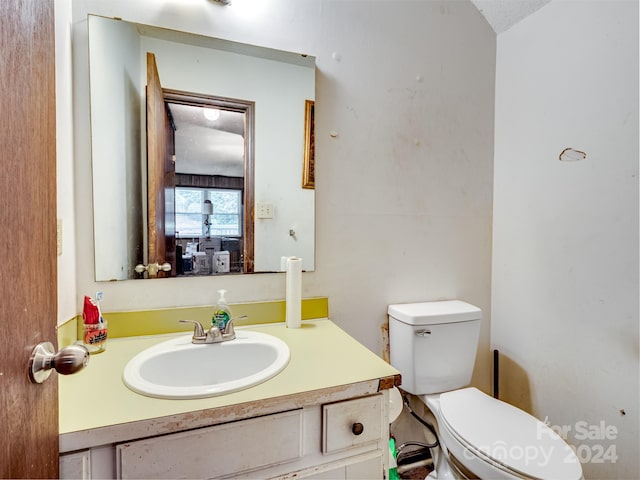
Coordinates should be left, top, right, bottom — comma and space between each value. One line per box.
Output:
169, 103, 245, 177
470, 0, 552, 34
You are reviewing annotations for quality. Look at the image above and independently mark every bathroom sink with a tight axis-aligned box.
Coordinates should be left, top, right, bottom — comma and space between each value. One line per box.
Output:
123, 330, 290, 399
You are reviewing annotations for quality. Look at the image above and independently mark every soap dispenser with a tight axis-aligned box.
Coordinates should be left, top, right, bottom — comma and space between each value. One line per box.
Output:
212, 289, 232, 331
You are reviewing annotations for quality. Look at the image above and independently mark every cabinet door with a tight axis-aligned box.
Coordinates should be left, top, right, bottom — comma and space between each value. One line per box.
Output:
303, 454, 383, 480
60, 450, 91, 480
345, 455, 384, 479
117, 409, 302, 479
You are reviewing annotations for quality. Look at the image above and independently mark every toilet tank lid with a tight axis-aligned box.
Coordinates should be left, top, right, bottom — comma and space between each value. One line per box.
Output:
388, 300, 481, 325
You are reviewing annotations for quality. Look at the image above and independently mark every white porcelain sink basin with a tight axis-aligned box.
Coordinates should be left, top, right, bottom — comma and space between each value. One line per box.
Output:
123, 330, 290, 399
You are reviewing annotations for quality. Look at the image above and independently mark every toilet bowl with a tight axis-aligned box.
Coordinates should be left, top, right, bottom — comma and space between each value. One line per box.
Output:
388, 301, 584, 480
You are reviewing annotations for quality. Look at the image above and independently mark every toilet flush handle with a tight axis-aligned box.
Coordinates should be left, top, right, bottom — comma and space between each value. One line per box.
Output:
415, 329, 431, 337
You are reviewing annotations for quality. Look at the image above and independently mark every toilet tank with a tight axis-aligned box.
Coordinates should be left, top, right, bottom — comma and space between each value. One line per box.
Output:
388, 300, 481, 395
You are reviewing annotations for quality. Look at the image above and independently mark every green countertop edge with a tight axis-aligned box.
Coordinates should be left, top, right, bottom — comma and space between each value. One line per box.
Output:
57, 297, 328, 347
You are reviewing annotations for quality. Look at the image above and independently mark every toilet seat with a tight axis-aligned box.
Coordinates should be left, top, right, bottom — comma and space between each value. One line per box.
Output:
437, 388, 583, 480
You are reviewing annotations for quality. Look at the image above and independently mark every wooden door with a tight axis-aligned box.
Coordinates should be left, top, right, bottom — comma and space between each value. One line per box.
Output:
0, 0, 59, 477
146, 52, 176, 277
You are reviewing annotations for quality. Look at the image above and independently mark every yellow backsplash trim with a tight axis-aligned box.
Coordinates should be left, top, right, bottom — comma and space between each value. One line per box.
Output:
57, 317, 79, 348
58, 297, 328, 347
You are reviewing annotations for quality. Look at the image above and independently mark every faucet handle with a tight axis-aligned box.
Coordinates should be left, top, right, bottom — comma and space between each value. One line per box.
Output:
179, 320, 205, 339
224, 315, 247, 336
223, 318, 235, 336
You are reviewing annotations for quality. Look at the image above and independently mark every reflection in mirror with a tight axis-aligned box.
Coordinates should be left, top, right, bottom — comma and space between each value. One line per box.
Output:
165, 90, 255, 276
88, 15, 315, 281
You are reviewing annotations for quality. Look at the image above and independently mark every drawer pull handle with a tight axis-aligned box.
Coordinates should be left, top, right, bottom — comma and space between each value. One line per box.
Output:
351, 422, 364, 436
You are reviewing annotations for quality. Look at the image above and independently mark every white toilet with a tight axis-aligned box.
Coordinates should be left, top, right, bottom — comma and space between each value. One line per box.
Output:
388, 300, 583, 480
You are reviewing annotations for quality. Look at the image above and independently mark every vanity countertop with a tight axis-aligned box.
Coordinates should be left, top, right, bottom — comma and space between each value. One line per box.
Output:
58, 319, 400, 452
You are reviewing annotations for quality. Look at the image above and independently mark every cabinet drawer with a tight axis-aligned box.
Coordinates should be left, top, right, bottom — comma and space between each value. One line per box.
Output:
322, 394, 383, 454
117, 409, 302, 479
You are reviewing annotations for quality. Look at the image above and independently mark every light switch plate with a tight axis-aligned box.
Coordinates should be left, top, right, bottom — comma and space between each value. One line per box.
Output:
57, 219, 62, 256
256, 202, 274, 219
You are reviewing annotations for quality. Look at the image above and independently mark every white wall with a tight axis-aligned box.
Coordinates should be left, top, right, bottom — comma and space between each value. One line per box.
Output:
55, 0, 77, 322
59, 0, 495, 388
89, 16, 142, 280
492, 1, 639, 478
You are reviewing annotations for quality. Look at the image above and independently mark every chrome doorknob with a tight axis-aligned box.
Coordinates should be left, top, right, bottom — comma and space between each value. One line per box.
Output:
28, 342, 90, 384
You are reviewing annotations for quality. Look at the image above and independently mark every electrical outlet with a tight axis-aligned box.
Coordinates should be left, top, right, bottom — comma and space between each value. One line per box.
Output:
256, 202, 274, 219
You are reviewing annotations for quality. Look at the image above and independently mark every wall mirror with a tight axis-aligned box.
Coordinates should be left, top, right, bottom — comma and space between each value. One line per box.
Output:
88, 15, 316, 281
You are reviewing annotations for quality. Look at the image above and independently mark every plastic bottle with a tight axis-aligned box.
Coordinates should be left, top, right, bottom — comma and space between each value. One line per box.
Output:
389, 437, 400, 480
212, 289, 232, 331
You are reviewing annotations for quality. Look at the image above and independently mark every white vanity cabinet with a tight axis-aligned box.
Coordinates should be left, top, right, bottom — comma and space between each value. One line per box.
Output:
60, 390, 391, 479
59, 321, 401, 479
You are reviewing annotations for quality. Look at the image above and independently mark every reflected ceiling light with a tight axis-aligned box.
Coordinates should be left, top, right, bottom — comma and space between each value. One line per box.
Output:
203, 107, 221, 121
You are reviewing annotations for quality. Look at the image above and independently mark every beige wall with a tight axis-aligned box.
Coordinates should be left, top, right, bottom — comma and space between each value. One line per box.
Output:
493, 1, 639, 478
57, 0, 496, 388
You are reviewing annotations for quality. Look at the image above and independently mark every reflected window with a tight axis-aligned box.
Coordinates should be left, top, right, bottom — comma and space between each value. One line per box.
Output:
175, 187, 242, 238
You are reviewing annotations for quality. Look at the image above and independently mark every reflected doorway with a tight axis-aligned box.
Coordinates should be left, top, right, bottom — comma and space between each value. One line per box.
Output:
164, 89, 255, 275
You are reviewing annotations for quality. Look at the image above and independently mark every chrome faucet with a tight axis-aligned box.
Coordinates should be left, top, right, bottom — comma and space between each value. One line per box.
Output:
179, 316, 245, 344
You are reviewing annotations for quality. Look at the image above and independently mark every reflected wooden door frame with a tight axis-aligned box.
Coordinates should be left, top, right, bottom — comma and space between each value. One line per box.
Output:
163, 89, 255, 273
